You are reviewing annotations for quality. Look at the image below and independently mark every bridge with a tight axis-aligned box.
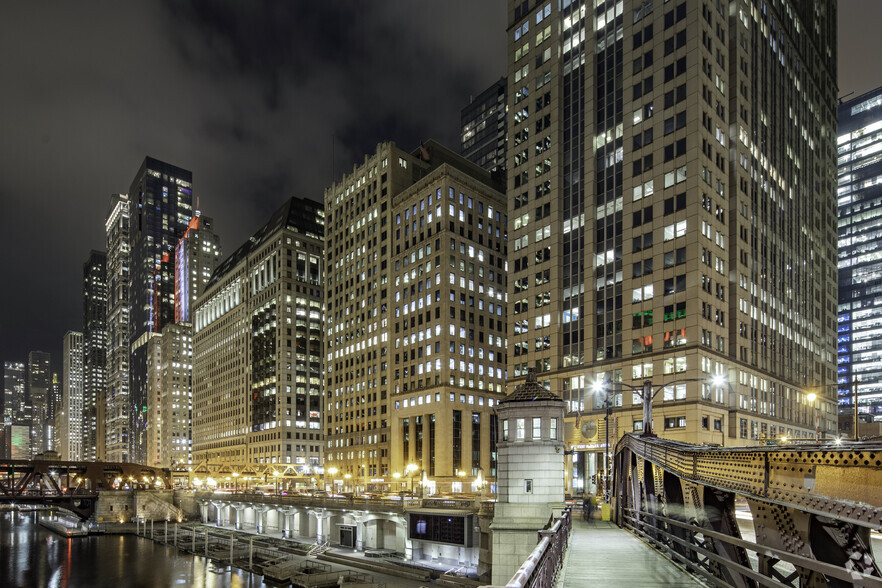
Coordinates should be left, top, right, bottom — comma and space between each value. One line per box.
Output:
501, 435, 882, 588
0, 459, 172, 519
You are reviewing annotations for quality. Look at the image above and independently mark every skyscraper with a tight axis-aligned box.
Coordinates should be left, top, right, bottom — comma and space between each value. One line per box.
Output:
128, 157, 193, 464
505, 0, 838, 494
461, 77, 508, 173
105, 193, 130, 462
175, 214, 222, 324
2, 361, 26, 426
193, 197, 323, 468
27, 351, 51, 457
61, 331, 84, 460
837, 87, 882, 432
324, 141, 507, 492
82, 250, 107, 461
146, 211, 220, 468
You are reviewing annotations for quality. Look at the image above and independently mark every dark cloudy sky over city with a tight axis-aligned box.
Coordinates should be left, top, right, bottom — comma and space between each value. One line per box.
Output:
0, 1, 878, 367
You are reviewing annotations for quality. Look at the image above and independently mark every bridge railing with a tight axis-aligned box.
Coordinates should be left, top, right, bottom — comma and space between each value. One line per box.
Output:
482, 509, 571, 588
621, 506, 882, 588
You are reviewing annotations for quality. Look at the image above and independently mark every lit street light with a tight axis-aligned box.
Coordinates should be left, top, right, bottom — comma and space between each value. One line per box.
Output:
592, 373, 728, 500
807, 392, 820, 442
406, 463, 419, 494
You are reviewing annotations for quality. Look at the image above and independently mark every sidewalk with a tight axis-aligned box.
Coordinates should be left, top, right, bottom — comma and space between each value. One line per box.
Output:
557, 517, 705, 587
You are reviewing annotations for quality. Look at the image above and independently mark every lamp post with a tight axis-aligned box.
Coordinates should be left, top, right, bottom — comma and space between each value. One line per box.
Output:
273, 470, 281, 496
392, 472, 401, 492
807, 392, 820, 442
327, 467, 338, 492
406, 463, 419, 494
591, 373, 728, 499
232, 472, 240, 493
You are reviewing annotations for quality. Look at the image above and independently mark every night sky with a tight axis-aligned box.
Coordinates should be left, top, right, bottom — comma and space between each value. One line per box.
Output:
0, 1, 878, 369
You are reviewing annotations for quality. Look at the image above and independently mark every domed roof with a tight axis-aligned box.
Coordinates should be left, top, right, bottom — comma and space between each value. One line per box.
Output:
500, 368, 562, 404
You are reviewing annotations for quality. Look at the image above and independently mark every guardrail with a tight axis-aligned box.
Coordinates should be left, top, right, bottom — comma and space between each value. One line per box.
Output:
482, 509, 571, 588
621, 506, 882, 588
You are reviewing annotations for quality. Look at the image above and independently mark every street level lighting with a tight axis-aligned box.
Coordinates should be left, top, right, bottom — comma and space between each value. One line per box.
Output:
273, 470, 281, 495
406, 463, 419, 494
592, 374, 728, 498
232, 472, 240, 493
807, 392, 820, 442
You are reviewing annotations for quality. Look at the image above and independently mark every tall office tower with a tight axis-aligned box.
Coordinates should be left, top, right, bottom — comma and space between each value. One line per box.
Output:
3, 362, 26, 426
837, 87, 882, 432
505, 0, 838, 494
193, 197, 324, 468
146, 323, 193, 468
128, 157, 193, 464
82, 250, 107, 461
61, 331, 84, 460
325, 141, 507, 493
105, 193, 131, 462
175, 214, 222, 324
27, 351, 51, 457
47, 373, 61, 452
461, 77, 508, 173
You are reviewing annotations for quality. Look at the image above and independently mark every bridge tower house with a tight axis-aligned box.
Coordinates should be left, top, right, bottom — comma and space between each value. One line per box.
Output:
490, 369, 567, 584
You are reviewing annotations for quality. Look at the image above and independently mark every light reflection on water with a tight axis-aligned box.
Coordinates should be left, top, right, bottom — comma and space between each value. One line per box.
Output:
0, 510, 268, 588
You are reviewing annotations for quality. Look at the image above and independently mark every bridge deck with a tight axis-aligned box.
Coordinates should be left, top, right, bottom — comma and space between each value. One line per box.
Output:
558, 517, 705, 587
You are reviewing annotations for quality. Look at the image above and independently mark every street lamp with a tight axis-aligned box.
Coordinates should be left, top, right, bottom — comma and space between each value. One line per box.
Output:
592, 373, 728, 497
327, 466, 338, 492
406, 463, 419, 494
232, 471, 240, 493
273, 470, 281, 495
591, 378, 615, 502
807, 392, 820, 442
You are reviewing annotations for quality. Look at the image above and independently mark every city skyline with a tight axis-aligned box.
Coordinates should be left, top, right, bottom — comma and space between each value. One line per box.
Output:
0, 2, 878, 366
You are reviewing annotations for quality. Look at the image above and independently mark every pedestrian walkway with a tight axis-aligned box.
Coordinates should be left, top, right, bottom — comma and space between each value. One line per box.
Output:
557, 517, 705, 587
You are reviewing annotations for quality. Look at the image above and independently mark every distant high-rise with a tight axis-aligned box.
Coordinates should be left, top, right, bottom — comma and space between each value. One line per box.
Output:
61, 331, 84, 460
47, 372, 60, 452
461, 77, 507, 173
193, 197, 323, 467
505, 0, 838, 494
65, 334, 85, 459
175, 214, 221, 324
82, 250, 107, 461
324, 141, 507, 492
3, 362, 26, 426
837, 87, 882, 430
128, 157, 193, 464
147, 323, 193, 467
143, 212, 220, 468
105, 193, 130, 462
27, 351, 51, 457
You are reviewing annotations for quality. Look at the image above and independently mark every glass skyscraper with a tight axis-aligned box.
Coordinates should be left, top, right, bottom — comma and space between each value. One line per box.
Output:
837, 87, 882, 431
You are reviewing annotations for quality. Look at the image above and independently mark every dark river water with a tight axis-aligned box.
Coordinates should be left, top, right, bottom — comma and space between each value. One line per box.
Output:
0, 510, 268, 588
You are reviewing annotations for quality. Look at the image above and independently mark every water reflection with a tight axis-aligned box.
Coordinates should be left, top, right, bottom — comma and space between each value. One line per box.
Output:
0, 510, 268, 588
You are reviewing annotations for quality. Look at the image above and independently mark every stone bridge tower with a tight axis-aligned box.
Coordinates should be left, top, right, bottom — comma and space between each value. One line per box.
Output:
490, 369, 567, 584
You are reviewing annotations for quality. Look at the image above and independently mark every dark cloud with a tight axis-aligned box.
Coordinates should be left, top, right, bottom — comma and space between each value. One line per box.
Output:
0, 1, 876, 371
0, 1, 506, 367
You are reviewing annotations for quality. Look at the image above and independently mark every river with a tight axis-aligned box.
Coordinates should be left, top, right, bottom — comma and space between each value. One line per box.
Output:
0, 509, 269, 588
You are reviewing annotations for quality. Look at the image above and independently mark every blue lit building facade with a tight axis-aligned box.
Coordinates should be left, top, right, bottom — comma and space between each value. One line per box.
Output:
837, 88, 882, 430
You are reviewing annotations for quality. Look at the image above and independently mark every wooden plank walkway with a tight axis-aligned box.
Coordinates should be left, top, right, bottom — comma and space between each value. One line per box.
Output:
557, 518, 706, 587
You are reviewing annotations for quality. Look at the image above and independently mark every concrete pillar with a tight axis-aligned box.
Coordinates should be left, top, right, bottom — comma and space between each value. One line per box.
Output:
232, 504, 246, 530
253, 506, 269, 534
311, 508, 331, 544
351, 512, 367, 551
